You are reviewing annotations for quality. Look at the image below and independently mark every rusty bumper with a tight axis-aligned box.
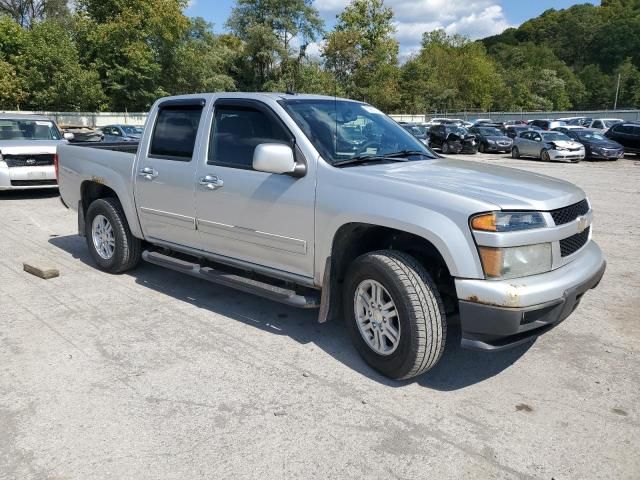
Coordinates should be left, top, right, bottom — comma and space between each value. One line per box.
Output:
456, 241, 606, 351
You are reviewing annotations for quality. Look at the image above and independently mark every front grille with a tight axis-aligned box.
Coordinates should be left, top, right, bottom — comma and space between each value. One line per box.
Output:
560, 227, 590, 257
3, 154, 55, 167
550, 199, 589, 226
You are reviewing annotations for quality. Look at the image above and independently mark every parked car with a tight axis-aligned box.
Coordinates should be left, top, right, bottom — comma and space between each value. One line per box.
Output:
429, 124, 478, 154
402, 123, 429, 145
504, 120, 528, 126
471, 118, 493, 125
562, 129, 624, 161
57, 92, 605, 380
605, 122, 640, 155
552, 125, 587, 135
528, 119, 567, 131
0, 114, 72, 190
60, 125, 103, 143
468, 126, 513, 153
101, 124, 144, 142
504, 125, 532, 139
512, 130, 585, 162
585, 118, 623, 132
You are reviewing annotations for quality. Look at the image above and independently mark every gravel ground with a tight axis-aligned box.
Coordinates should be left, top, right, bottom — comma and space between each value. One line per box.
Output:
1, 153, 639, 480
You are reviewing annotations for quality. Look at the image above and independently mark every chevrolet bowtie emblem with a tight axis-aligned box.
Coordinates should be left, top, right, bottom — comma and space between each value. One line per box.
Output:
577, 216, 588, 233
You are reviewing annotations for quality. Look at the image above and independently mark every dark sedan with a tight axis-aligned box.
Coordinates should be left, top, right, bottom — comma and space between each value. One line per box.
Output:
428, 124, 478, 154
564, 129, 624, 160
468, 126, 513, 153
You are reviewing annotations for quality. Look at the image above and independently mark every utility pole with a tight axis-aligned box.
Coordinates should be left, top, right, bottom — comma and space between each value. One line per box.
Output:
613, 73, 621, 111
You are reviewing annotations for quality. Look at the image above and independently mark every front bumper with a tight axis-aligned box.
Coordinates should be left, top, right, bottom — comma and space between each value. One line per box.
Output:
589, 149, 624, 160
486, 142, 512, 152
549, 149, 585, 162
0, 163, 57, 190
456, 241, 606, 351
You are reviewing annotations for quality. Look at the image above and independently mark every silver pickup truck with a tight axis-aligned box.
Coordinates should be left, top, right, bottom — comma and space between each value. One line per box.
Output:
0, 114, 72, 190
57, 93, 606, 380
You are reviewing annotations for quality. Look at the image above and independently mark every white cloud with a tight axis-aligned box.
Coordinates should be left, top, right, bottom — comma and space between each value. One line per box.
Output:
313, 0, 513, 55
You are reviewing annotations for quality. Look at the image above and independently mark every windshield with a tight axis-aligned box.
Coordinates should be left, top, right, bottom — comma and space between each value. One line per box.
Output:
577, 131, 607, 141
542, 132, 571, 142
448, 126, 468, 136
281, 99, 435, 164
0, 119, 61, 140
122, 126, 143, 135
477, 127, 502, 136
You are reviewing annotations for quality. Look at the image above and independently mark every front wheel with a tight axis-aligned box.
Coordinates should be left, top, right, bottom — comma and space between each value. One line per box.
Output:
441, 142, 450, 154
85, 197, 142, 273
343, 251, 447, 380
479, 142, 486, 153
541, 149, 551, 162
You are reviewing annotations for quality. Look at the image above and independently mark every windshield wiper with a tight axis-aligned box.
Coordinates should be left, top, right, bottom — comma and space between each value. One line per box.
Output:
332, 150, 431, 168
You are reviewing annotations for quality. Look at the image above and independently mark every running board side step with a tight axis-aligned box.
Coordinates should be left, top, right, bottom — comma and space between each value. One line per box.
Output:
142, 250, 320, 309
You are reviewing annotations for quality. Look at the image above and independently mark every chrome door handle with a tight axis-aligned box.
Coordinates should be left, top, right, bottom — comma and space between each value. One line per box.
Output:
138, 167, 158, 180
199, 175, 224, 190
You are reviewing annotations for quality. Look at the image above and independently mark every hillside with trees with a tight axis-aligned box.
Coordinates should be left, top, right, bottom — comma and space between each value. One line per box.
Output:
0, 0, 638, 113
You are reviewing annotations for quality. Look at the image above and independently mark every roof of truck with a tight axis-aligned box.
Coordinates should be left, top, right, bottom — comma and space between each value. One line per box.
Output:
156, 92, 363, 104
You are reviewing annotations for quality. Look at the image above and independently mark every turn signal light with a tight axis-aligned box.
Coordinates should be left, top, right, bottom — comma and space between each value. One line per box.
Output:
471, 213, 496, 232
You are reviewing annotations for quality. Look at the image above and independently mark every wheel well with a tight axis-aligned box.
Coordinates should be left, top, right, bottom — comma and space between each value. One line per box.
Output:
329, 223, 458, 316
80, 181, 118, 216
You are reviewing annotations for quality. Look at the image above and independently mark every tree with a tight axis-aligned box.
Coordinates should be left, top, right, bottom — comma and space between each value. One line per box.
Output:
323, 0, 400, 111
398, 31, 504, 113
226, 0, 323, 91
0, 0, 68, 28
75, 0, 190, 110
21, 20, 106, 110
163, 17, 237, 95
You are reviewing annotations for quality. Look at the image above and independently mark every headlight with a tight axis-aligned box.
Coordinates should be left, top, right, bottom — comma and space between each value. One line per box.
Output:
471, 211, 547, 232
487, 139, 496, 144
478, 243, 552, 279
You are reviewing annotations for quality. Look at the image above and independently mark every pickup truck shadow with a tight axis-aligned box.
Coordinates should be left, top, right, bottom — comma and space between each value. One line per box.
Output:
49, 234, 532, 391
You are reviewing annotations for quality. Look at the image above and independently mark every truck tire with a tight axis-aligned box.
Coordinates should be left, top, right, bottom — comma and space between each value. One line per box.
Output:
85, 197, 141, 273
343, 250, 446, 380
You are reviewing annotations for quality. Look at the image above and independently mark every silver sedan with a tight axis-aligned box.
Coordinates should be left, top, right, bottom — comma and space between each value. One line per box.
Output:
512, 130, 585, 163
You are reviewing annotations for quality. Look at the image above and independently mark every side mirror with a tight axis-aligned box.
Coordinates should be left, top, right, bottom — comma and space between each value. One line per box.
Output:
63, 132, 75, 141
253, 143, 297, 175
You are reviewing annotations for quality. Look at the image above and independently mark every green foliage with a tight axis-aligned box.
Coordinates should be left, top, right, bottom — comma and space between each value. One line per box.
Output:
323, 0, 400, 112
398, 31, 503, 113
226, 0, 324, 91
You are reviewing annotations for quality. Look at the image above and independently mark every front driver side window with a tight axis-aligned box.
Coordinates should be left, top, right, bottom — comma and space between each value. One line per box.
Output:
208, 105, 291, 170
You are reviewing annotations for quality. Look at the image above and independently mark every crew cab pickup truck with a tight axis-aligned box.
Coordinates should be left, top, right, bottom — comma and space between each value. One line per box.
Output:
57, 93, 606, 380
0, 114, 72, 190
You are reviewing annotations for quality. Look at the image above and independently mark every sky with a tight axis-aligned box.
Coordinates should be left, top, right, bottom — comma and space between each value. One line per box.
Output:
186, 0, 599, 56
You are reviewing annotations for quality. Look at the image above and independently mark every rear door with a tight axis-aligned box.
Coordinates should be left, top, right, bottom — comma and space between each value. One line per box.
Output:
134, 98, 206, 248
194, 98, 316, 278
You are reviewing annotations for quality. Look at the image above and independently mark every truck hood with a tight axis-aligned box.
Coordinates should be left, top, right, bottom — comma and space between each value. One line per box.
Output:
350, 158, 585, 211
0, 140, 65, 154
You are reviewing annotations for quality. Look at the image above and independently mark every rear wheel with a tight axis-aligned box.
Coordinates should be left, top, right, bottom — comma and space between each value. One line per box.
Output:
541, 149, 551, 161
85, 197, 141, 273
343, 250, 446, 380
511, 146, 520, 159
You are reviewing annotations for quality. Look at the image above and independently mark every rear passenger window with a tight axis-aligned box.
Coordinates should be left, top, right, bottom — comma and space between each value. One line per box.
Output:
149, 106, 203, 161
208, 106, 291, 169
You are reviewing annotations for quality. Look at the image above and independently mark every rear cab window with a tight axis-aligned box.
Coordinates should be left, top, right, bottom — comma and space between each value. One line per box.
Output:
149, 101, 204, 161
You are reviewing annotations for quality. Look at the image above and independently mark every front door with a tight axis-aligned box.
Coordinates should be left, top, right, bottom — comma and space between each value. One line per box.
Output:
135, 99, 206, 248
194, 99, 316, 279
